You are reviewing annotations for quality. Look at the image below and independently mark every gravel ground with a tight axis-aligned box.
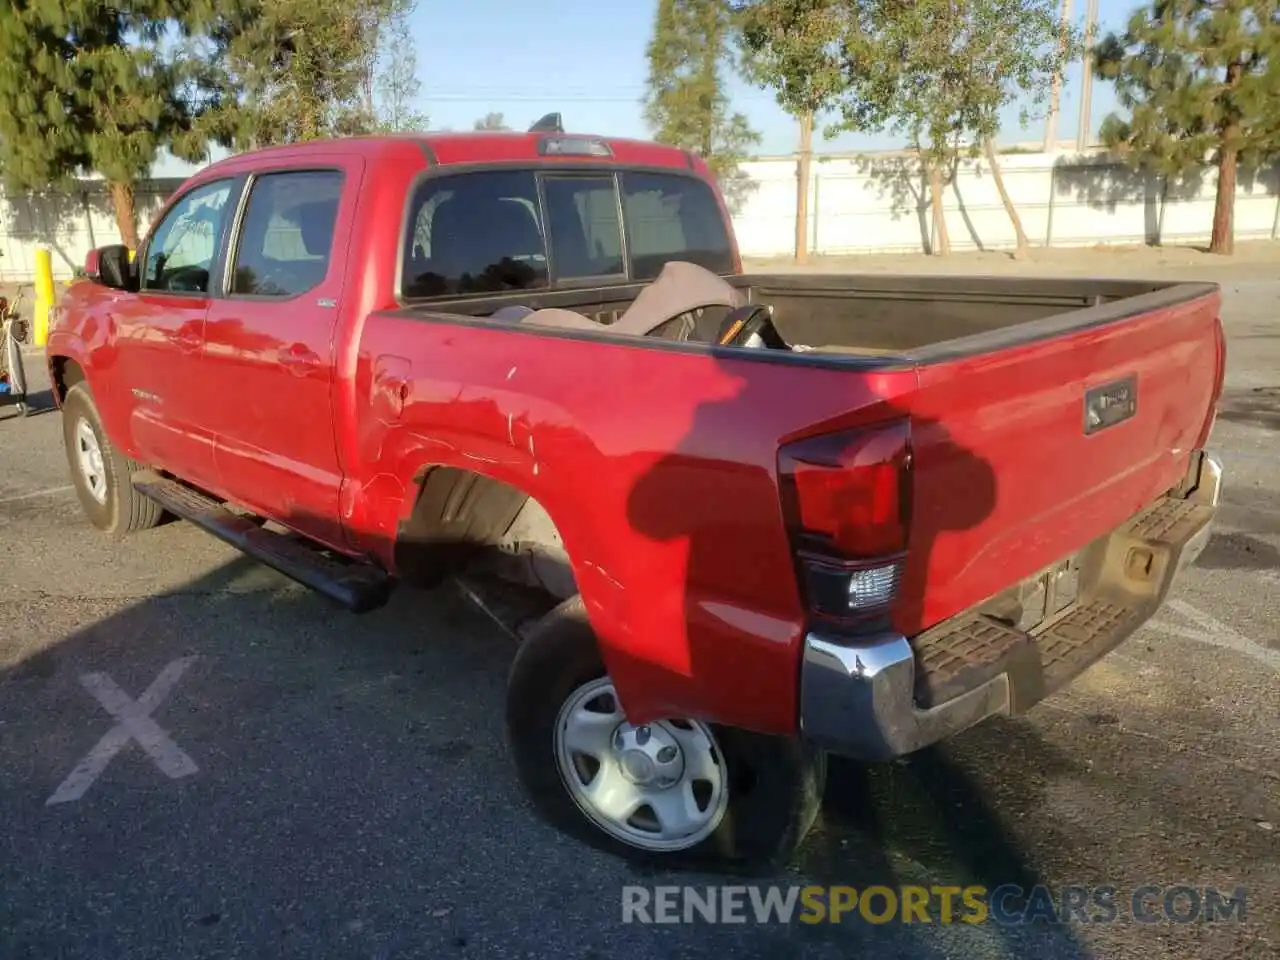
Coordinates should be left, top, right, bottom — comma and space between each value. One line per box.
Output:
1, 247, 1277, 959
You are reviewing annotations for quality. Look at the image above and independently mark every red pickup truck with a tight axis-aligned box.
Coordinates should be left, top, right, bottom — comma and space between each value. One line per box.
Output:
46, 121, 1225, 871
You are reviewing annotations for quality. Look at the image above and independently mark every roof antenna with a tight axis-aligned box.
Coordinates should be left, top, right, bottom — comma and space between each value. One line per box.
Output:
529, 112, 564, 134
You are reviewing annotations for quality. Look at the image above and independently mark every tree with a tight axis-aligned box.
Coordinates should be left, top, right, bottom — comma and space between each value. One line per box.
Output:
374, 25, 429, 131
923, 0, 1080, 258
736, 0, 850, 261
737, 0, 1077, 256
1041, 0, 1074, 151
644, 0, 762, 213
0, 2, 235, 248
473, 112, 511, 131
214, 0, 412, 147
1095, 1, 1280, 255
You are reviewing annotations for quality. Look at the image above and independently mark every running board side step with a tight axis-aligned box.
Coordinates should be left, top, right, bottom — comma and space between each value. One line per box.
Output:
132, 471, 393, 613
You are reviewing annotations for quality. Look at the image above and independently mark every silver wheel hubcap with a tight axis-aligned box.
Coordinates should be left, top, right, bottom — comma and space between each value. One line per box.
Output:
554, 676, 729, 852
74, 418, 108, 505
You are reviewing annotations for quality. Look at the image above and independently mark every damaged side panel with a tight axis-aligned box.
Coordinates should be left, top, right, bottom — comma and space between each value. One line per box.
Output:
394, 465, 577, 600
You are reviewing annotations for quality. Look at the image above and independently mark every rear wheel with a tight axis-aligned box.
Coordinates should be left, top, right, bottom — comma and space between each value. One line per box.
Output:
506, 595, 826, 872
62, 384, 164, 536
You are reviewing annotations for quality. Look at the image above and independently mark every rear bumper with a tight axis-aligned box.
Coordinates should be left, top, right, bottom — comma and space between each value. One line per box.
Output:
799, 450, 1222, 761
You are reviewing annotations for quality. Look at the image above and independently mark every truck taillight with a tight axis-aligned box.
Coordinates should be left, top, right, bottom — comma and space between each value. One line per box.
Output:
778, 420, 913, 624
1196, 317, 1226, 448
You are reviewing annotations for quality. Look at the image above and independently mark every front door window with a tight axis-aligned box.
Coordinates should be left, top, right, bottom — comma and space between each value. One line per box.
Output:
141, 180, 235, 295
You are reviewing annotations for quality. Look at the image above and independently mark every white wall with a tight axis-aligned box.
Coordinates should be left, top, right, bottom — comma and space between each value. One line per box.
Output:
2, 150, 1277, 282
731, 150, 1280, 258
0, 181, 182, 282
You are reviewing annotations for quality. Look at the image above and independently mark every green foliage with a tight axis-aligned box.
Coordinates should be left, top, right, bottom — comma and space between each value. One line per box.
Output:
0, 1, 233, 226
375, 21, 428, 132
1095, 1, 1280, 175
737, 0, 1077, 253
737, 0, 1078, 165
644, 0, 762, 212
734, 0, 851, 121
870, 0, 1076, 169
0, 0, 421, 242
211, 0, 413, 146
473, 112, 511, 130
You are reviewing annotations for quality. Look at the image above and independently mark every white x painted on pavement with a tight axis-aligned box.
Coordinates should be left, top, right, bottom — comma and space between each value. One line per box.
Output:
46, 656, 200, 806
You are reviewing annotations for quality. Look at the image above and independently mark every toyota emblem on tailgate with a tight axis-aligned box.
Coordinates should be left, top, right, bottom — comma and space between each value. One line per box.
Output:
1084, 375, 1138, 435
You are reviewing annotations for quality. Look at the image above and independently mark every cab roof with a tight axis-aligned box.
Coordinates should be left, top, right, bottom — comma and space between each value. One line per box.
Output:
199, 130, 708, 177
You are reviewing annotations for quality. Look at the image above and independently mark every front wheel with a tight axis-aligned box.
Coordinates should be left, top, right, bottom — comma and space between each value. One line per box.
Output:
505, 596, 826, 872
61, 384, 164, 536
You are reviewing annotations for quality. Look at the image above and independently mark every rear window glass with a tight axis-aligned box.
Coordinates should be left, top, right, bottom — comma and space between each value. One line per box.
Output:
400, 169, 734, 299
402, 170, 548, 299
543, 175, 625, 280
621, 172, 735, 280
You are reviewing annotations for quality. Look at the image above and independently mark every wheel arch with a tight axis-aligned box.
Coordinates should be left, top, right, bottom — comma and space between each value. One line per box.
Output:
390, 461, 672, 720
48, 354, 86, 408
394, 463, 579, 599
385, 451, 799, 736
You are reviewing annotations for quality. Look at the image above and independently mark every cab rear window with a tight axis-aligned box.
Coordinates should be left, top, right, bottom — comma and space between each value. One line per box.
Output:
399, 169, 734, 300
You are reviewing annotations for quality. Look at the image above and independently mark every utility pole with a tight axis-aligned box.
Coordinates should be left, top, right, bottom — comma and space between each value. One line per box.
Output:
1042, 0, 1073, 152
795, 110, 813, 264
1076, 0, 1099, 152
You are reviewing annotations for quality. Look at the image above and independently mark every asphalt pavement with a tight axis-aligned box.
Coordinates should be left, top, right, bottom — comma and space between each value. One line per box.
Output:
1, 258, 1276, 959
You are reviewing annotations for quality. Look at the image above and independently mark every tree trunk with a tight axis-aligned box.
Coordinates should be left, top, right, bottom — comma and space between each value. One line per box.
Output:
985, 139, 1030, 259
1209, 143, 1238, 255
109, 181, 139, 250
1042, 0, 1073, 151
1076, 0, 1099, 151
927, 160, 950, 256
795, 111, 813, 264
1210, 61, 1245, 256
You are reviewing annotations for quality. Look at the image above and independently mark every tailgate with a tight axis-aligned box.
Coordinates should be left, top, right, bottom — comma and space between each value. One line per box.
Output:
895, 283, 1223, 636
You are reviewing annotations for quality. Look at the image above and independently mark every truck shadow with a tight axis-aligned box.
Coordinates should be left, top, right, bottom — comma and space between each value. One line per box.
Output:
0, 504, 1101, 960
0, 549, 1094, 960
1216, 386, 1280, 432
622, 347, 1093, 957
0, 348, 1098, 958
1191, 530, 1280, 572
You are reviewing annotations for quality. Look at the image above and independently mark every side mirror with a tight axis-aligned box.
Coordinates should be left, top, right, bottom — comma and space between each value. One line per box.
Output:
84, 244, 136, 290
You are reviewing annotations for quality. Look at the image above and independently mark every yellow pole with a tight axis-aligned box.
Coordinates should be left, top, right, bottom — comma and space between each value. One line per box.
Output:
32, 244, 55, 347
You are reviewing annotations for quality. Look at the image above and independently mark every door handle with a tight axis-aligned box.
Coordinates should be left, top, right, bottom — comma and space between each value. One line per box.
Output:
280, 343, 320, 377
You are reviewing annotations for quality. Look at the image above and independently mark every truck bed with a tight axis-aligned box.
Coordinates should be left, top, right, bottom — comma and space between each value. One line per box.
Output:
738, 274, 1200, 357
407, 272, 1213, 361
387, 269, 1222, 651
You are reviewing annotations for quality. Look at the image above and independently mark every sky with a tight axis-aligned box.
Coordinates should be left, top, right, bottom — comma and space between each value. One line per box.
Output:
155, 0, 1139, 177
408, 0, 1137, 153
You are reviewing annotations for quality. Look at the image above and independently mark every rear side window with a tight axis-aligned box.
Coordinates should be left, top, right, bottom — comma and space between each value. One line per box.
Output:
230, 170, 344, 298
402, 171, 548, 299
621, 173, 734, 281
399, 168, 735, 299
542, 175, 624, 280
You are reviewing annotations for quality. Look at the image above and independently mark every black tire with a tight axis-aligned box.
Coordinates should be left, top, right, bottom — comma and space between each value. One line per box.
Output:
62, 384, 164, 536
505, 595, 826, 873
